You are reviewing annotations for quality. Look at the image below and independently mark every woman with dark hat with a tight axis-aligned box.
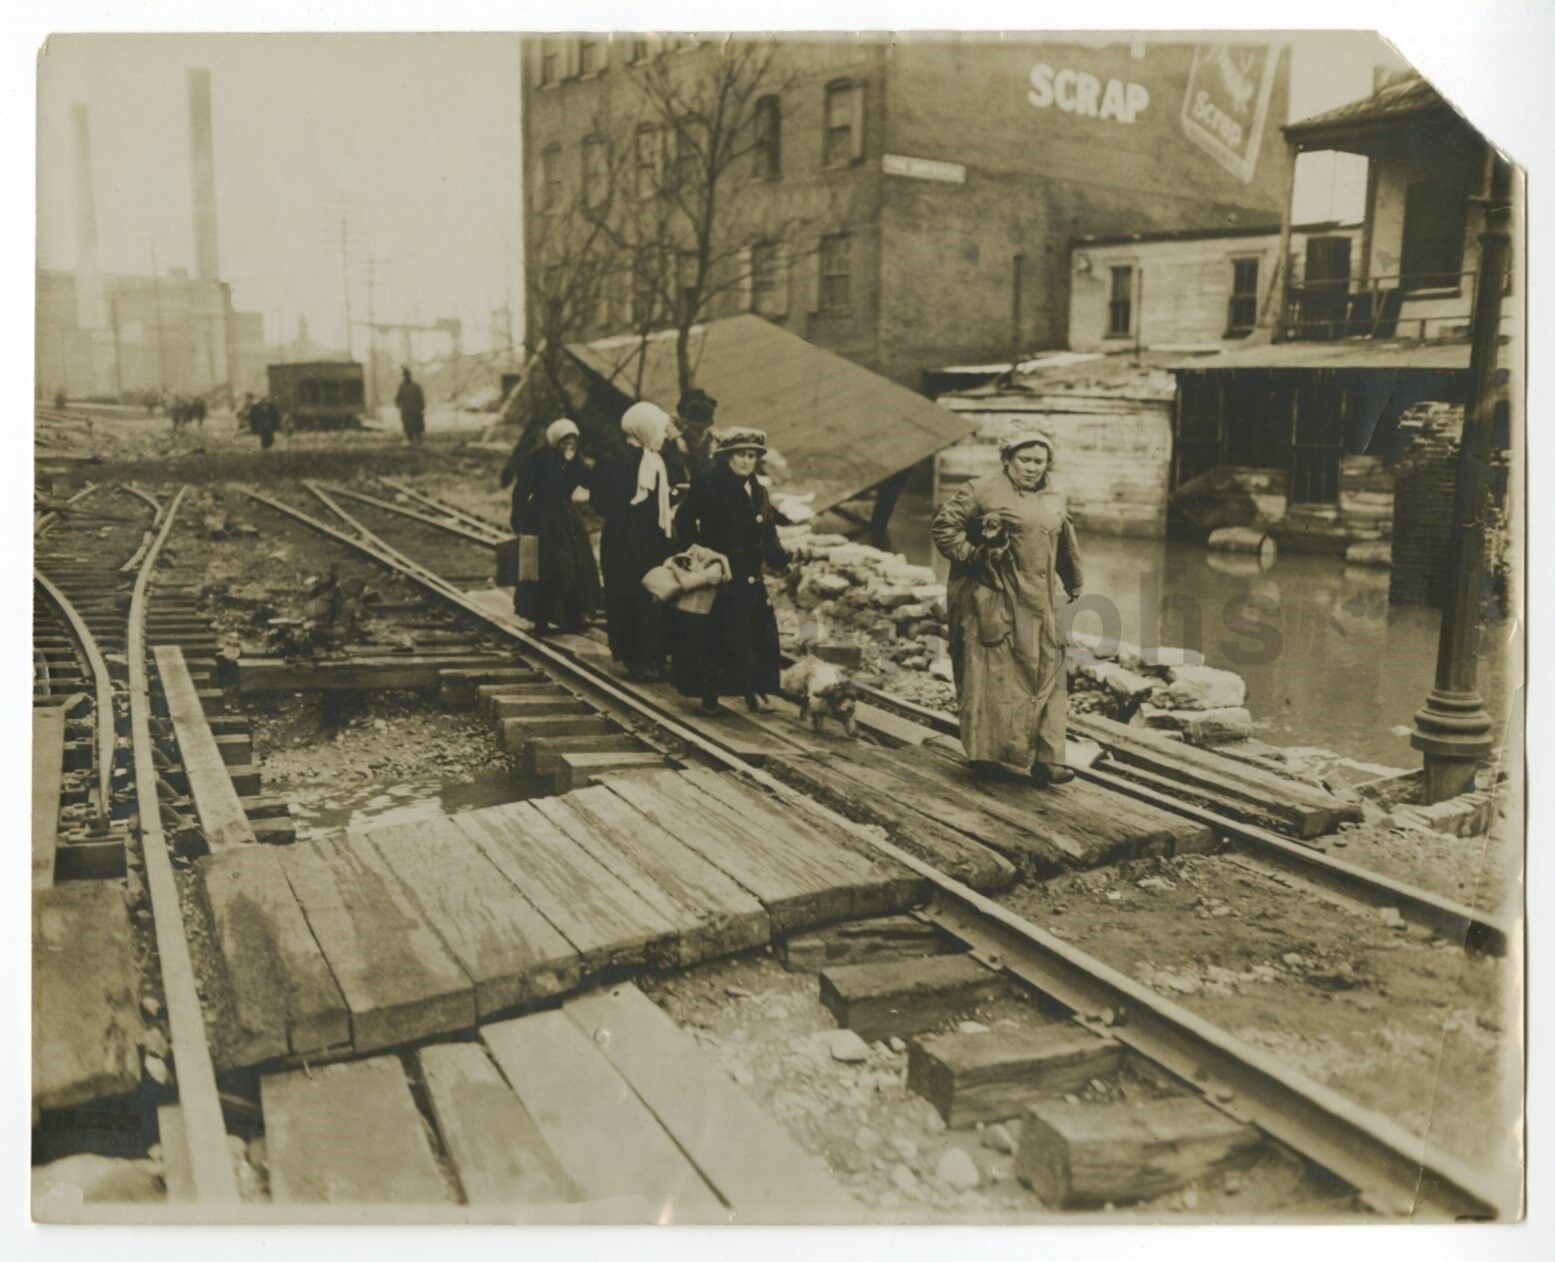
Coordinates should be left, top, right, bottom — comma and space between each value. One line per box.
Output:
591, 402, 676, 680
672, 427, 790, 713
931, 419, 1084, 786
666, 386, 719, 492
499, 418, 600, 635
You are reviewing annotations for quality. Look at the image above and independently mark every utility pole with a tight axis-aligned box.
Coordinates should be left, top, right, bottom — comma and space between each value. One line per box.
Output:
338, 217, 354, 363
364, 255, 378, 411
1009, 252, 1024, 378
149, 242, 168, 396
1409, 154, 1513, 803
108, 290, 124, 400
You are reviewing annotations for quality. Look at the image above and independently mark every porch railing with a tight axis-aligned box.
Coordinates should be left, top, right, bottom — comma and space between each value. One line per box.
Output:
1278, 269, 1478, 342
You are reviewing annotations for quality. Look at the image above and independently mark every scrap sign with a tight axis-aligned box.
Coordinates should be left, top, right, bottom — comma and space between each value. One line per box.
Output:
1180, 43, 1281, 183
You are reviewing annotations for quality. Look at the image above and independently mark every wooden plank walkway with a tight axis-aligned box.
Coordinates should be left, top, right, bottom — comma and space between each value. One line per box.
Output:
155, 646, 257, 853
32, 884, 143, 1111
1071, 713, 1362, 839
203, 768, 919, 1071
32, 708, 64, 889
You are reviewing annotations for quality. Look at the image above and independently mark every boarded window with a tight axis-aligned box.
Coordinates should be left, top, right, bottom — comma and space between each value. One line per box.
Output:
823, 80, 865, 168
754, 95, 782, 180
539, 44, 560, 86
751, 241, 789, 316
1107, 265, 1133, 336
1400, 176, 1468, 291
581, 136, 608, 209
819, 234, 852, 313
1227, 257, 1259, 335
577, 38, 601, 76
540, 144, 563, 212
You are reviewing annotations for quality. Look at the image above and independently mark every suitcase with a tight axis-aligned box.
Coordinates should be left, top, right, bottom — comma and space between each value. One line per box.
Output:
497, 535, 540, 586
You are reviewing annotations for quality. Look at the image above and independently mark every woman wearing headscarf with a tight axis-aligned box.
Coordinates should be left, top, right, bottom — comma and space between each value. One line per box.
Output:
672, 427, 790, 714
591, 401, 676, 680
931, 420, 1084, 786
499, 418, 600, 634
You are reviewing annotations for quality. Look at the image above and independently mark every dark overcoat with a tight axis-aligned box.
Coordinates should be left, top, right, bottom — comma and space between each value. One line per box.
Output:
671, 461, 789, 698
590, 443, 674, 669
503, 444, 600, 628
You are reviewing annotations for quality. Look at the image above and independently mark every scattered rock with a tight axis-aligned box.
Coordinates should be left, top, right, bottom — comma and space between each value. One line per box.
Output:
816, 1028, 870, 1063
888, 1136, 919, 1163
889, 1163, 919, 1195
143, 1054, 170, 1086
32, 1155, 163, 1205
935, 1148, 981, 1190
888, 1036, 907, 1053
140, 995, 162, 1020
956, 1020, 991, 1035
142, 1028, 169, 1060
732, 1066, 755, 1087
725, 985, 753, 999
853, 1125, 880, 1153
981, 1122, 1018, 1155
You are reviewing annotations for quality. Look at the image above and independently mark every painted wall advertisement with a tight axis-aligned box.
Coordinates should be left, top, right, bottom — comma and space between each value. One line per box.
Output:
1179, 43, 1282, 184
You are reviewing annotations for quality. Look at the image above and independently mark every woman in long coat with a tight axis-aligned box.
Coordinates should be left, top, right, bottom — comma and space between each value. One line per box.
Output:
931, 420, 1083, 785
591, 402, 676, 680
672, 427, 789, 713
500, 418, 600, 633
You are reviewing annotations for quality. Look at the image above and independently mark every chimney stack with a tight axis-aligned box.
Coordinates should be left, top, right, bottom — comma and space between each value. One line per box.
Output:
188, 68, 220, 282
70, 103, 105, 329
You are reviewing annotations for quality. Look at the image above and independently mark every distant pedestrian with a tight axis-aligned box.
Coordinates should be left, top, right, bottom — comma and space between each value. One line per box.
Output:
191, 396, 207, 428
500, 418, 600, 634
671, 427, 789, 714
931, 419, 1083, 786
395, 367, 426, 444
247, 396, 282, 450
591, 402, 675, 681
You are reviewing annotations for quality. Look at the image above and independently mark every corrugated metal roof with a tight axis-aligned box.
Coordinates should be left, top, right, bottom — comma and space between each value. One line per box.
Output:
1284, 75, 1448, 138
567, 315, 976, 513
1168, 338, 1472, 372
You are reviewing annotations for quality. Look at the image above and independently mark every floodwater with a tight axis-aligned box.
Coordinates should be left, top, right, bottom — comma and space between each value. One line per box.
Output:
289, 763, 550, 843
882, 491, 1518, 768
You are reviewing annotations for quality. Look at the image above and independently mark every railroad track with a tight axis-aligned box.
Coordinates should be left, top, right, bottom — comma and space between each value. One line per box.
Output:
223, 476, 1508, 1221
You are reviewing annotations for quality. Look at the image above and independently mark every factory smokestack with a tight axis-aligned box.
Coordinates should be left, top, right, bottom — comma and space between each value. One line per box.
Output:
188, 68, 220, 282
70, 102, 105, 329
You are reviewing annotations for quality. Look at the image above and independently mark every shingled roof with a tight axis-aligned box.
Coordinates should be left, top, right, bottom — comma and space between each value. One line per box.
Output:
1284, 73, 1456, 143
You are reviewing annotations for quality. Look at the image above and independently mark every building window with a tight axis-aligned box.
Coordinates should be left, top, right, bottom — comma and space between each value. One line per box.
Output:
677, 252, 700, 321
819, 234, 852, 314
753, 95, 782, 180
630, 261, 656, 326
672, 127, 699, 191
751, 241, 788, 317
539, 143, 563, 212
1400, 175, 1469, 291
633, 125, 660, 198
581, 136, 607, 209
823, 80, 865, 168
628, 38, 651, 63
1107, 265, 1134, 336
539, 44, 560, 87
1227, 257, 1260, 336
576, 37, 601, 77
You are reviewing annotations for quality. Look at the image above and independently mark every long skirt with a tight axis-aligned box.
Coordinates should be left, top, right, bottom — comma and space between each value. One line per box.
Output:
670, 585, 782, 699
947, 578, 1066, 768
514, 510, 600, 630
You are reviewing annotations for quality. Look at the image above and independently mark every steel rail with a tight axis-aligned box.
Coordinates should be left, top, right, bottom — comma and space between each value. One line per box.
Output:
376, 475, 508, 537
125, 487, 239, 1203
324, 482, 505, 545
34, 481, 101, 535
116, 483, 165, 573
243, 479, 1504, 1220
33, 570, 116, 818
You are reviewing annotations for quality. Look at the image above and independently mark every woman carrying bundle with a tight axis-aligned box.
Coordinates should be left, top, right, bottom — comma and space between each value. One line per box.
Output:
931, 419, 1083, 787
672, 427, 789, 714
591, 402, 676, 681
500, 418, 599, 635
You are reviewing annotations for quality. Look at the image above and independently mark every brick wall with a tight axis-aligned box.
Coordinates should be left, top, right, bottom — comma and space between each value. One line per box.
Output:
1389, 403, 1473, 607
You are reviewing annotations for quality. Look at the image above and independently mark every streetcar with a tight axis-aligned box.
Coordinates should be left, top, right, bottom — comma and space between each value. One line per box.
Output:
266, 360, 366, 431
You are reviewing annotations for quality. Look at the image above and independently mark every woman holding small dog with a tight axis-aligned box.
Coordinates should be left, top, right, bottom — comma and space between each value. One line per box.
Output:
931, 420, 1083, 786
672, 427, 790, 714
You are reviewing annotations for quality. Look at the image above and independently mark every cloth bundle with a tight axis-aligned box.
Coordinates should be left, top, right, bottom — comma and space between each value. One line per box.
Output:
641, 544, 732, 614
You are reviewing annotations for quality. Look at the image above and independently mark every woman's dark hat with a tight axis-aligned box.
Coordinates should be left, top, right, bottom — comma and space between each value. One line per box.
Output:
678, 387, 718, 426
716, 427, 767, 457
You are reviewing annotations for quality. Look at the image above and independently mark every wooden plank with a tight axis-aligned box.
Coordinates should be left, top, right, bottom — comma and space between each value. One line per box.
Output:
449, 803, 678, 969
907, 1027, 1123, 1126
360, 818, 581, 1017
280, 836, 476, 1053
482, 1009, 727, 1221
818, 955, 1003, 1044
534, 788, 771, 964
565, 984, 858, 1222
525, 733, 643, 775
156, 1104, 196, 1202
263, 1057, 454, 1204
501, 715, 616, 753
416, 1043, 581, 1206
769, 754, 1017, 892
490, 695, 593, 718
892, 742, 1215, 868
1071, 713, 1360, 838
1016, 1096, 1261, 1208
199, 846, 350, 1067
553, 751, 668, 793
676, 767, 924, 916
32, 884, 143, 1110
155, 646, 257, 853
32, 708, 64, 888
236, 653, 518, 695
779, 915, 959, 972
602, 774, 854, 931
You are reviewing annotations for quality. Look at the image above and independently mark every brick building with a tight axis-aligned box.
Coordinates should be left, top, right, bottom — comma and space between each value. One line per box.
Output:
521, 35, 1292, 390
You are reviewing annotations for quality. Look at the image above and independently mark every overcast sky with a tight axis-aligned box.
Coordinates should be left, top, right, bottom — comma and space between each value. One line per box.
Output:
36, 32, 1402, 356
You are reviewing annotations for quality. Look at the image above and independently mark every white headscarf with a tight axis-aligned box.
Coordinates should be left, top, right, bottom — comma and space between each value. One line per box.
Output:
545, 418, 580, 447
620, 402, 673, 538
